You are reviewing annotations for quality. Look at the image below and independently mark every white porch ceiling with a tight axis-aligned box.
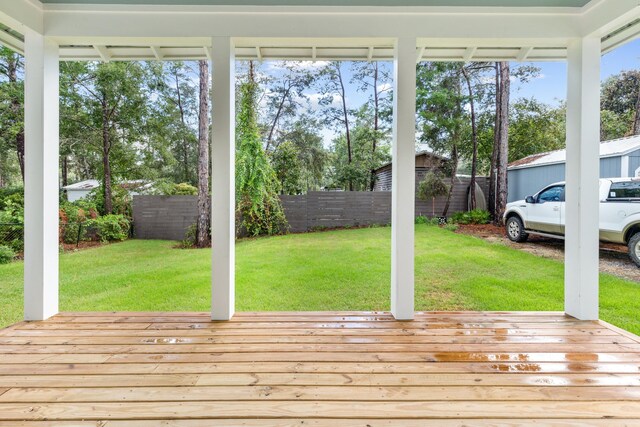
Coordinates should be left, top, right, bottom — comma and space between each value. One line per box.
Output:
0, 30, 637, 63
0, 0, 638, 62
38, 0, 592, 6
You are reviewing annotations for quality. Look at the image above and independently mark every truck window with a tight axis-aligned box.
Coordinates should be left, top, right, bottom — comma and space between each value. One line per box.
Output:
537, 186, 564, 203
609, 181, 640, 200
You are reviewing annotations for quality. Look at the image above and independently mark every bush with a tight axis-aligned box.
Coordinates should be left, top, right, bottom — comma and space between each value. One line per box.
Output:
443, 223, 459, 232
85, 186, 132, 217
153, 181, 198, 196
450, 209, 491, 225
0, 196, 24, 252
59, 203, 95, 244
180, 223, 198, 248
415, 215, 440, 226
0, 245, 15, 264
172, 183, 198, 195
0, 187, 23, 211
89, 214, 130, 242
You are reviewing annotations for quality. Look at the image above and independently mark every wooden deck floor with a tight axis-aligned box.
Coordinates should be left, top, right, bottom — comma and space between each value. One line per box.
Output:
0, 311, 639, 425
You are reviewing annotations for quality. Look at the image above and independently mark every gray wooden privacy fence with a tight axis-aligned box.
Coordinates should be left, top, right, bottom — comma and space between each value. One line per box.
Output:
133, 176, 488, 240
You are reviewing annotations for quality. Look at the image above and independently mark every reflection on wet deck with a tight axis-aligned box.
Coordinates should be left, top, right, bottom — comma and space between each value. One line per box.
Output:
0, 311, 639, 425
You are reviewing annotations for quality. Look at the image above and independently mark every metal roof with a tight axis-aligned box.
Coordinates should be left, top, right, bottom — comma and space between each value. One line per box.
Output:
508, 135, 640, 170
61, 179, 100, 190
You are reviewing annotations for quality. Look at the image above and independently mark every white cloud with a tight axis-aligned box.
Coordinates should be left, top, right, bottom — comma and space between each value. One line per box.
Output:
377, 82, 393, 92
264, 60, 330, 72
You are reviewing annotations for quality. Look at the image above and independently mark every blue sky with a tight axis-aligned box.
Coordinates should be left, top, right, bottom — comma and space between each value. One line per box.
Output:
254, 38, 640, 147
513, 38, 640, 106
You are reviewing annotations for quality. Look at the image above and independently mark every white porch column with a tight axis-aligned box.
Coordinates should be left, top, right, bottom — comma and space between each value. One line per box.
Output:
23, 31, 59, 321
211, 37, 236, 321
564, 37, 601, 320
390, 38, 417, 320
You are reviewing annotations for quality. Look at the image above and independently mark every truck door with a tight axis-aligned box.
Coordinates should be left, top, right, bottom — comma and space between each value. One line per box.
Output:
527, 184, 564, 234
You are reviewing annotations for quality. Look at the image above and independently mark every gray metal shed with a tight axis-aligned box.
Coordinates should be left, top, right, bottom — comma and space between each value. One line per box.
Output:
507, 135, 640, 202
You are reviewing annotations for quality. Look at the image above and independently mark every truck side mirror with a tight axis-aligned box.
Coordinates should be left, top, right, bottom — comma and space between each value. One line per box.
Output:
525, 196, 535, 204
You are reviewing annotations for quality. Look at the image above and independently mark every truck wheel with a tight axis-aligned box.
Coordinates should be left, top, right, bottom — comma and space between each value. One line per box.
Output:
628, 233, 640, 267
506, 216, 529, 243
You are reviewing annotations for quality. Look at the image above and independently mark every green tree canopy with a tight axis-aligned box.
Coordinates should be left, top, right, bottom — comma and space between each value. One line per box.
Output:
236, 63, 288, 236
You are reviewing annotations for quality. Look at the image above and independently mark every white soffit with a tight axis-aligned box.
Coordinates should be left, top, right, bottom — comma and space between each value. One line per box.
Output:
0, 1, 639, 61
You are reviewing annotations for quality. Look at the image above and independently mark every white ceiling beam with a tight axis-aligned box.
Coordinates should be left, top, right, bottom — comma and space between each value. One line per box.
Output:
0, 0, 43, 34
43, 8, 581, 40
581, 0, 640, 37
150, 46, 164, 60
416, 46, 426, 63
462, 46, 477, 61
93, 45, 112, 62
57, 43, 572, 62
516, 46, 534, 61
0, 30, 24, 54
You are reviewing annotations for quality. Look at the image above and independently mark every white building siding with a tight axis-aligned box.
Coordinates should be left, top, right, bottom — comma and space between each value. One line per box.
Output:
508, 155, 624, 202
600, 156, 621, 178
508, 163, 566, 202
627, 149, 640, 177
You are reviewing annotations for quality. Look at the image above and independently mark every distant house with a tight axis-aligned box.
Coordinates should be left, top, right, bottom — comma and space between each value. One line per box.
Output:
61, 180, 100, 203
62, 179, 153, 202
508, 135, 640, 202
373, 151, 448, 192
372, 151, 488, 216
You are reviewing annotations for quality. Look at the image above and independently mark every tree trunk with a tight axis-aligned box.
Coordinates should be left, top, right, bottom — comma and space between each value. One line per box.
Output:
336, 64, 353, 191
442, 144, 458, 217
370, 62, 380, 191
61, 155, 69, 187
495, 61, 510, 222
462, 66, 478, 211
15, 131, 24, 182
196, 60, 211, 248
173, 69, 190, 184
633, 83, 640, 135
7, 55, 24, 183
489, 62, 500, 220
266, 83, 291, 151
102, 96, 113, 215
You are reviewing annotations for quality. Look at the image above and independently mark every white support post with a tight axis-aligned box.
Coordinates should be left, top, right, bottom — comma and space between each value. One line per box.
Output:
211, 37, 235, 321
564, 37, 601, 320
23, 31, 59, 321
390, 38, 417, 320
621, 155, 630, 178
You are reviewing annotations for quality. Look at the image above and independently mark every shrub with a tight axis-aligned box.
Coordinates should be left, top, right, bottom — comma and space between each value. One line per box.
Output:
0, 187, 23, 211
450, 209, 491, 225
85, 186, 132, 217
0, 196, 25, 252
172, 183, 198, 195
416, 215, 441, 226
180, 223, 198, 248
0, 245, 15, 264
417, 172, 450, 217
443, 223, 459, 232
153, 181, 198, 196
89, 214, 130, 242
59, 203, 93, 244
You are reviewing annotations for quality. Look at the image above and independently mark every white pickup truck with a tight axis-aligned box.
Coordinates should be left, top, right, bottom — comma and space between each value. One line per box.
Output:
504, 178, 640, 266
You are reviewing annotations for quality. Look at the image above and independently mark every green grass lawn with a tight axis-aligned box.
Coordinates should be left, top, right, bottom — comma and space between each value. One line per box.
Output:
1, 224, 639, 334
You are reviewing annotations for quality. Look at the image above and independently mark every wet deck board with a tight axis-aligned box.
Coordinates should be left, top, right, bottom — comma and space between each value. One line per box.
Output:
0, 311, 639, 424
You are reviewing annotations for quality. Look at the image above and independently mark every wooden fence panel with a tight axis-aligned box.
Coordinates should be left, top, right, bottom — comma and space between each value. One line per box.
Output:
132, 180, 488, 240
